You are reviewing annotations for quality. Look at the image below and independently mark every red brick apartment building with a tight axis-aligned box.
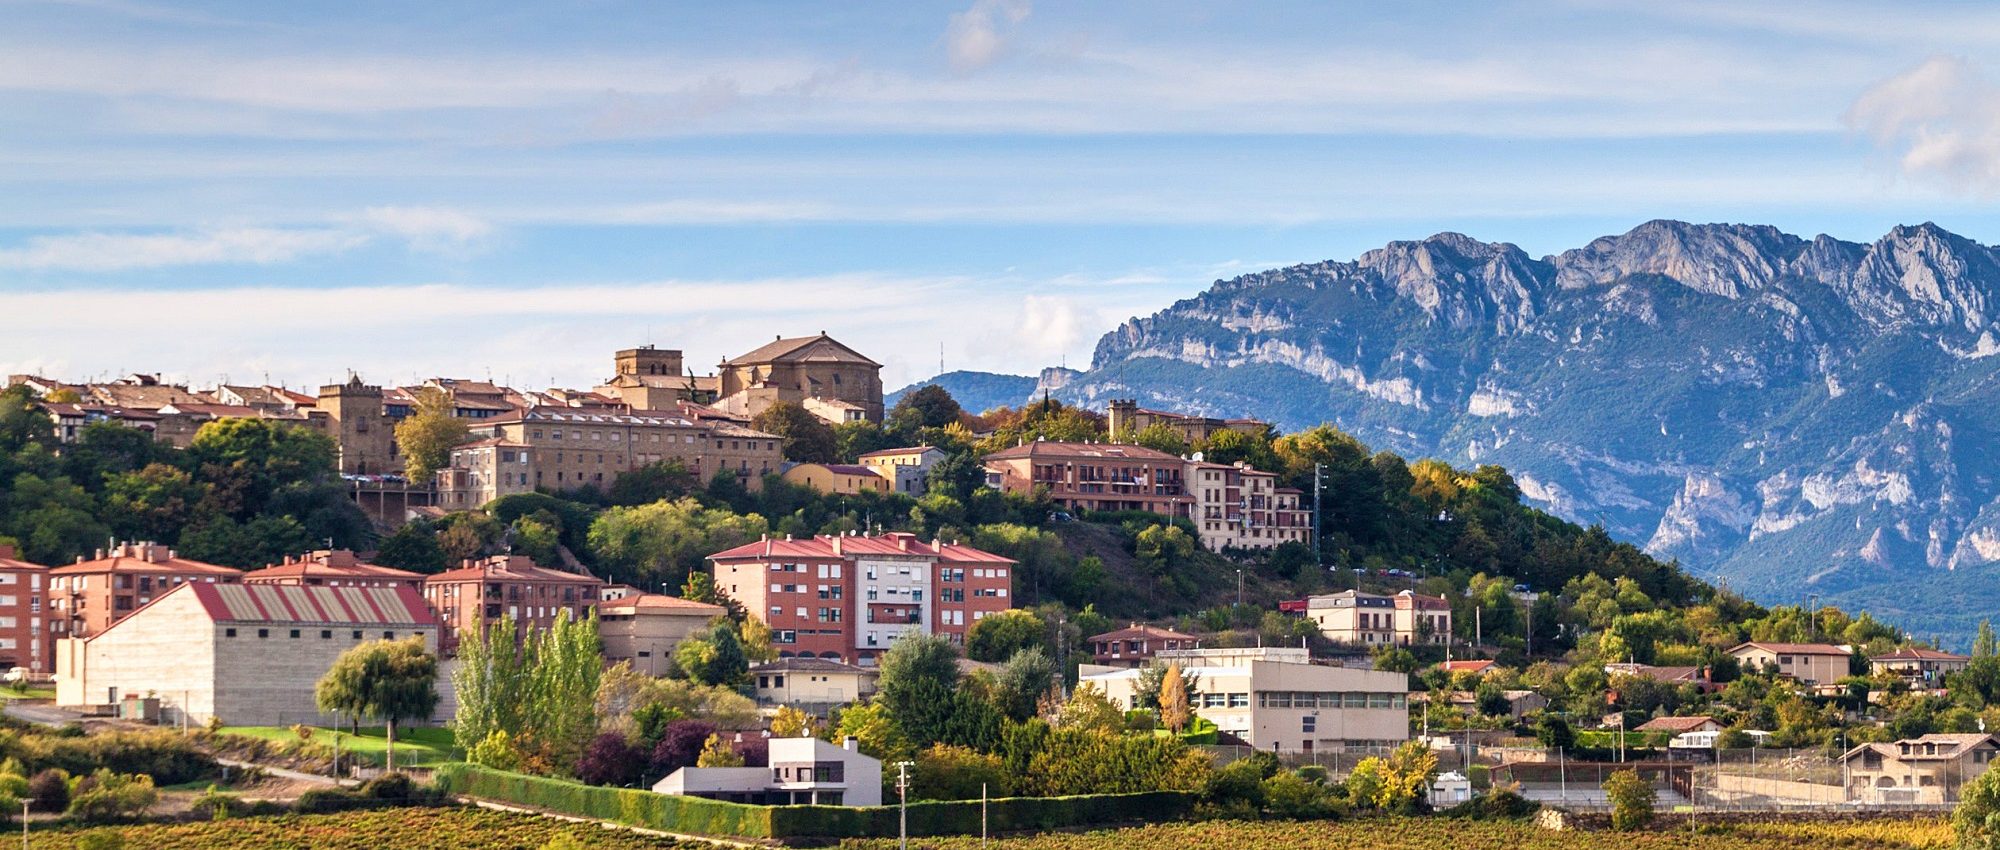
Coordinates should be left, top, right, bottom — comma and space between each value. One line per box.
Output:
981, 441, 1191, 516
421, 555, 606, 653
49, 542, 243, 640
0, 545, 47, 673
242, 549, 424, 591
708, 532, 1015, 665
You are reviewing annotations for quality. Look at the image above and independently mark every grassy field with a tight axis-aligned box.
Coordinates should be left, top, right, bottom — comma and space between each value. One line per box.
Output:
218, 725, 461, 767
27, 807, 712, 849
836, 816, 1957, 850
0, 685, 58, 701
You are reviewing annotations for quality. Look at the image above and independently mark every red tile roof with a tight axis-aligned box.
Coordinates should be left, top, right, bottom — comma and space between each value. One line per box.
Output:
596, 593, 725, 616
1874, 647, 1970, 662
982, 441, 1182, 462
50, 543, 242, 577
1089, 624, 1200, 643
1440, 660, 1495, 673
1634, 715, 1718, 733
723, 333, 880, 367
856, 446, 941, 460
1730, 642, 1850, 656
424, 555, 604, 585
709, 533, 1016, 565
243, 550, 422, 583
0, 545, 43, 571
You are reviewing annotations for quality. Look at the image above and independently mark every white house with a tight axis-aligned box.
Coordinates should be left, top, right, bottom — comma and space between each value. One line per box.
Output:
1082, 646, 1409, 753
1430, 770, 1472, 806
653, 735, 883, 807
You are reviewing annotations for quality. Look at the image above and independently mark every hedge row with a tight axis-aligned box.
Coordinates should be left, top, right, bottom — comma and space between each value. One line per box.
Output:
434, 764, 1195, 841
434, 764, 774, 838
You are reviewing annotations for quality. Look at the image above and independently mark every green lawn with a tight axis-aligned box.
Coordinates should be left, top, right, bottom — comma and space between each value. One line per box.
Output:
219, 725, 462, 768
0, 686, 57, 701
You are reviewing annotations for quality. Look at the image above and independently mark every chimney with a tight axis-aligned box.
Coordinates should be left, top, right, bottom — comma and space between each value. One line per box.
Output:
843, 736, 858, 752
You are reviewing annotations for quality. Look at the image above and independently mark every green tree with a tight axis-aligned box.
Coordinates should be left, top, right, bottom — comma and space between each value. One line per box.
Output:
675, 621, 749, 689
888, 385, 964, 436
912, 743, 1008, 800
587, 498, 769, 589
769, 705, 818, 738
1977, 621, 1997, 660
695, 733, 744, 767
1956, 763, 2000, 849
315, 637, 440, 771
374, 522, 447, 573
833, 421, 897, 462
832, 700, 914, 764
751, 401, 838, 463
1129, 423, 1190, 456
1134, 524, 1196, 574
877, 632, 963, 746
1054, 683, 1125, 733
1603, 769, 1656, 831
1536, 713, 1575, 751
992, 647, 1056, 722
607, 459, 698, 506
393, 386, 469, 483
964, 609, 1044, 662
453, 617, 530, 756
524, 610, 604, 769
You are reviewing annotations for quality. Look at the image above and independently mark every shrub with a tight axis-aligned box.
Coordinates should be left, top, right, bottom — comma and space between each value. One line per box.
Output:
574, 733, 645, 787
65, 769, 157, 823
28, 767, 68, 813
1262, 771, 1338, 819
1443, 790, 1539, 820
1603, 769, 1655, 831
1957, 765, 2000, 849
650, 720, 716, 775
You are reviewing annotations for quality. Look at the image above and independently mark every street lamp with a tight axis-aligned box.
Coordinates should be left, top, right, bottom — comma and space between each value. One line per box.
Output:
894, 760, 915, 850
1235, 569, 1243, 610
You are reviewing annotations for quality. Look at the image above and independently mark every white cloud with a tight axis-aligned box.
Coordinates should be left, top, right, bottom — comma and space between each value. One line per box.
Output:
1846, 56, 2000, 194
0, 227, 364, 271
944, 0, 1031, 74
0, 206, 494, 271
0, 272, 1164, 389
357, 206, 492, 253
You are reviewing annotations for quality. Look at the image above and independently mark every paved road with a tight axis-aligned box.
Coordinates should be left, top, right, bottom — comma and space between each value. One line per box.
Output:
1, 700, 84, 727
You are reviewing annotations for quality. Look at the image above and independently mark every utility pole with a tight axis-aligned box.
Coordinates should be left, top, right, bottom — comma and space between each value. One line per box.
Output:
895, 760, 915, 850
981, 782, 989, 846
1312, 463, 1324, 567
1235, 568, 1243, 610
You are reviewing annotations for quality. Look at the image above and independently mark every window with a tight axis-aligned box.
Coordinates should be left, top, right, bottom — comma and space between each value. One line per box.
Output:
384, 631, 394, 639
224, 628, 237, 638
321, 630, 333, 639
1302, 715, 1316, 734
290, 629, 301, 639
257, 628, 269, 639
352, 630, 363, 639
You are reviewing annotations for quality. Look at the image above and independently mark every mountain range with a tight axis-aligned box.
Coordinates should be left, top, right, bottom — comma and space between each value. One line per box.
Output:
905, 220, 2000, 643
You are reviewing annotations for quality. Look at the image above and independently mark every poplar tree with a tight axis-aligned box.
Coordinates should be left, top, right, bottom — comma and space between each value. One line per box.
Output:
1158, 661, 1191, 733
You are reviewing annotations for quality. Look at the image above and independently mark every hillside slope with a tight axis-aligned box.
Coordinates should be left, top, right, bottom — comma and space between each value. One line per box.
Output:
1040, 220, 2000, 639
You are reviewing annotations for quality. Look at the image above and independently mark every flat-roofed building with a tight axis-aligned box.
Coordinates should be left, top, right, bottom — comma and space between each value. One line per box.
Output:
597, 592, 726, 676
54, 582, 438, 726
654, 735, 882, 807
242, 550, 424, 592
1082, 646, 1409, 753
49, 542, 243, 640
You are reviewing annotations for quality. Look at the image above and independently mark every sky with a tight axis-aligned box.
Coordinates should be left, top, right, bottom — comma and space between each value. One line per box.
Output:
3, 0, 2000, 393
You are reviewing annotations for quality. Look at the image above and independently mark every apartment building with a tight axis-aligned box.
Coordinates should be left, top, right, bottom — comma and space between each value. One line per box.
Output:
982, 441, 1192, 516
1185, 460, 1311, 551
1082, 646, 1409, 753
707, 532, 1014, 665
714, 333, 884, 424
1105, 399, 1270, 444
780, 463, 890, 496
1728, 641, 1852, 686
242, 550, 424, 591
49, 542, 244, 640
435, 408, 785, 508
1301, 590, 1452, 647
0, 546, 47, 673
1087, 624, 1201, 668
421, 555, 606, 653
55, 582, 438, 726
596, 592, 726, 676
857, 446, 946, 496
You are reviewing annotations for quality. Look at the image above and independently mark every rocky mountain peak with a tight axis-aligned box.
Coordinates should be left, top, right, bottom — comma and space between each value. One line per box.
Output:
1550, 219, 1806, 298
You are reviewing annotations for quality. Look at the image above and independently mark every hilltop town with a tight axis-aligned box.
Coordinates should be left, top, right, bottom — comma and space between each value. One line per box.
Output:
0, 330, 1993, 846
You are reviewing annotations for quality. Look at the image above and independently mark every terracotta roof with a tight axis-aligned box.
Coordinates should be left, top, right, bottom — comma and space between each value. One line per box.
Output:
816, 464, 883, 477
597, 593, 725, 616
1606, 663, 1706, 683
1729, 642, 1850, 656
710, 423, 779, 439
0, 545, 44, 571
981, 441, 1182, 462
1394, 590, 1451, 610
723, 333, 880, 367
50, 543, 242, 577
1440, 660, 1495, 673
857, 446, 942, 460
1842, 734, 1999, 763
1634, 715, 1717, 733
243, 550, 422, 583
1874, 647, 1970, 662
424, 555, 604, 585
158, 402, 262, 418
1089, 624, 1199, 643
182, 582, 437, 627
709, 533, 1016, 566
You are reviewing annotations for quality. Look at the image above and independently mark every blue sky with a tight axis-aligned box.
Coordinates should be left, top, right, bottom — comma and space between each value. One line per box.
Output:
3, 0, 2000, 392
